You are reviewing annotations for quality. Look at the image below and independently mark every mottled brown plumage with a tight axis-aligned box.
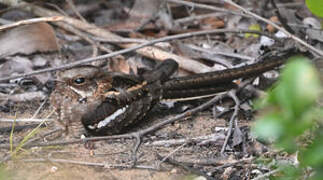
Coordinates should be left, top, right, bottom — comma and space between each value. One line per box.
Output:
49, 48, 295, 137
49, 61, 177, 137
50, 65, 112, 137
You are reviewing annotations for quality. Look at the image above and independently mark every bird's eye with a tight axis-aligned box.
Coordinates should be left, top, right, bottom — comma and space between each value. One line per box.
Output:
74, 77, 85, 84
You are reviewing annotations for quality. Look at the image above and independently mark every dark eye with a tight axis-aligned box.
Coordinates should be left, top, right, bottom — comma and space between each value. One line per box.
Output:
74, 77, 85, 84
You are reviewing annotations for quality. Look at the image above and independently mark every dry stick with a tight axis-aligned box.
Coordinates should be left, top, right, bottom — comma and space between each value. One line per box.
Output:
156, 142, 188, 169
61, 22, 99, 57
270, 0, 295, 34
156, 153, 215, 180
48, 16, 120, 60
167, 0, 250, 18
211, 157, 254, 172
65, 25, 125, 60
31, 97, 48, 119
187, 44, 255, 61
0, 16, 63, 31
0, 92, 46, 102
252, 168, 282, 180
175, 12, 224, 24
145, 133, 225, 147
95, 37, 148, 44
174, 156, 254, 167
0, 28, 271, 82
23, 158, 158, 170
220, 89, 240, 154
0, 124, 45, 134
65, 0, 87, 23
224, 0, 323, 57
0, 118, 53, 123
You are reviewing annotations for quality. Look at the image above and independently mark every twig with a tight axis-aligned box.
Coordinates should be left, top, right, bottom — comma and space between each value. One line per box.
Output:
217, 157, 254, 169
252, 168, 281, 180
31, 97, 48, 119
0, 16, 63, 31
65, 0, 87, 23
270, 0, 294, 34
59, 22, 100, 57
0, 92, 46, 102
0, 124, 46, 134
23, 158, 158, 170
220, 88, 241, 155
0, 83, 17, 88
130, 133, 141, 166
156, 142, 188, 169
156, 153, 215, 180
224, 0, 323, 57
0, 118, 53, 123
175, 12, 224, 24
167, 0, 249, 18
94, 37, 148, 44
187, 44, 255, 61
145, 133, 225, 147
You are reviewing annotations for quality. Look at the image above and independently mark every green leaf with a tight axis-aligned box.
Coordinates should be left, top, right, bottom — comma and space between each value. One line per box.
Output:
300, 133, 323, 168
278, 57, 321, 117
252, 113, 283, 143
245, 24, 261, 38
306, 0, 323, 18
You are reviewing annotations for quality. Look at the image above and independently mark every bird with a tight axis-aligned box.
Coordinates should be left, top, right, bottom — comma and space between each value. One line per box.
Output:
50, 60, 178, 137
50, 46, 296, 137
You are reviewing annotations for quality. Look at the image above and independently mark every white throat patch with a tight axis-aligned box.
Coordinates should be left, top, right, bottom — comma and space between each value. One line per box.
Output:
69, 86, 94, 98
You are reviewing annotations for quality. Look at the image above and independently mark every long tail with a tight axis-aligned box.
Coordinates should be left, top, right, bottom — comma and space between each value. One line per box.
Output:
162, 47, 297, 99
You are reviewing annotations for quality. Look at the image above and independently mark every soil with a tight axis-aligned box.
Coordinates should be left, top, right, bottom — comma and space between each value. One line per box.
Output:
0, 101, 255, 180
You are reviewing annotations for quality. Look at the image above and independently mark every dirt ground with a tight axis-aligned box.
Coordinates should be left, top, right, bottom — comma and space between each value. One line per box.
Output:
0, 100, 257, 180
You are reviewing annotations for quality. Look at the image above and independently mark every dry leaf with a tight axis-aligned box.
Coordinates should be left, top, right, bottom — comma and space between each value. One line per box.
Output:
266, 16, 279, 33
201, 17, 225, 29
0, 22, 59, 57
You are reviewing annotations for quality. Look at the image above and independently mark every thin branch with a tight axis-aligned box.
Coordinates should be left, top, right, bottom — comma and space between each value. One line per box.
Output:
145, 133, 225, 147
23, 158, 158, 170
0, 118, 53, 123
167, 0, 250, 18
31, 97, 48, 119
175, 12, 224, 24
270, 0, 295, 34
220, 89, 240, 154
156, 153, 215, 180
156, 142, 188, 169
65, 0, 87, 23
0, 16, 63, 31
252, 168, 281, 180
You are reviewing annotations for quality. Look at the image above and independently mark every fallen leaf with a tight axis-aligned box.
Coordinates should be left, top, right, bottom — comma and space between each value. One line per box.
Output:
0, 22, 59, 57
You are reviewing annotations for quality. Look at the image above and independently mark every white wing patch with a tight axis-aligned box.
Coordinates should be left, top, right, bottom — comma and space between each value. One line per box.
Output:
97, 105, 128, 128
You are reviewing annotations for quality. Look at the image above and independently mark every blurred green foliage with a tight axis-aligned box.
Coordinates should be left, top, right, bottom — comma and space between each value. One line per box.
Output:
0, 165, 12, 180
252, 56, 323, 179
306, 0, 323, 18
